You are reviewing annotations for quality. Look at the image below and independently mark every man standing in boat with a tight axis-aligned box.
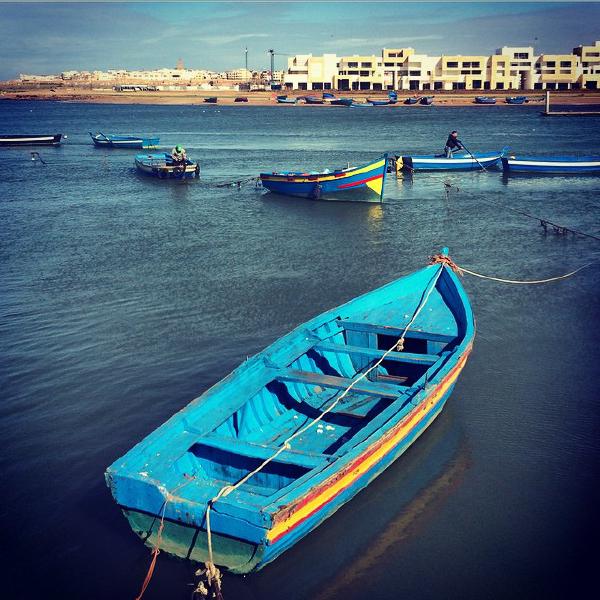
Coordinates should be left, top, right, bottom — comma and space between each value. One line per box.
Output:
444, 131, 464, 158
171, 144, 187, 166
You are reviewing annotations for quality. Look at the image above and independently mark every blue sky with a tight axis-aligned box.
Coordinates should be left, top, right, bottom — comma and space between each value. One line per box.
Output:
1, 2, 599, 79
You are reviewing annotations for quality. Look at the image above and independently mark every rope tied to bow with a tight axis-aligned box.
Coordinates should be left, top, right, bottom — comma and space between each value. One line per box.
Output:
428, 252, 464, 276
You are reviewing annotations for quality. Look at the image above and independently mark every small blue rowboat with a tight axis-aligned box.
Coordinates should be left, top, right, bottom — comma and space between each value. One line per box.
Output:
501, 155, 600, 174
105, 249, 475, 574
403, 97, 419, 105
330, 98, 354, 106
260, 155, 388, 201
474, 96, 497, 105
400, 147, 509, 171
276, 95, 296, 104
368, 99, 392, 106
505, 96, 528, 105
419, 96, 434, 105
90, 132, 159, 149
0, 133, 63, 146
135, 153, 199, 179
350, 102, 374, 108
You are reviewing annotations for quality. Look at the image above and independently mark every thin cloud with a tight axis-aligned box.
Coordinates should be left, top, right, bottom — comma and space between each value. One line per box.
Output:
202, 33, 270, 45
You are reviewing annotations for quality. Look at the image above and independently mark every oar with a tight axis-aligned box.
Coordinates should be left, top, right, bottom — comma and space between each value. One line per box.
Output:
460, 143, 487, 171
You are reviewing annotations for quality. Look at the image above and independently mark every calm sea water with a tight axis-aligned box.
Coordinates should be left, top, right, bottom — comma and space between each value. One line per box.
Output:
1, 100, 599, 600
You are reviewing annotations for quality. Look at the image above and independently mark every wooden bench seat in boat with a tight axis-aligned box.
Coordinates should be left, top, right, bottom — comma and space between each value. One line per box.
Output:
277, 368, 406, 399
196, 433, 327, 470
339, 321, 456, 344
313, 341, 439, 365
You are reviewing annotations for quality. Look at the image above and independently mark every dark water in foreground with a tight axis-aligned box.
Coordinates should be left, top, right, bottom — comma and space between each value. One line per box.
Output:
1, 101, 599, 600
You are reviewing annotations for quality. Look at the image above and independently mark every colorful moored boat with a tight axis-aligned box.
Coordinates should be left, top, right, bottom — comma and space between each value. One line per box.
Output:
259, 155, 388, 201
501, 154, 600, 174
330, 98, 354, 106
135, 153, 199, 179
90, 132, 159, 149
105, 250, 475, 574
0, 133, 63, 146
399, 148, 509, 171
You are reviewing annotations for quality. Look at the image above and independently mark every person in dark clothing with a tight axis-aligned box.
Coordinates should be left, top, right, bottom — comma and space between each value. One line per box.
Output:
444, 131, 464, 158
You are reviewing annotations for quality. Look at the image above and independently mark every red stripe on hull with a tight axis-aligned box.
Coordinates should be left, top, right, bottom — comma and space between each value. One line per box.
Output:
337, 174, 383, 189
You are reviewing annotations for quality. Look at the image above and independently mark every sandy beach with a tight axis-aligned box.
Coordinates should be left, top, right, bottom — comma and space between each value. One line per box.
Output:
1, 85, 600, 106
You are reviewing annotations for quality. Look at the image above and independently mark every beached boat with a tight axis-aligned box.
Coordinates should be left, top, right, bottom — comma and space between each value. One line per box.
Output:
260, 155, 388, 201
399, 148, 509, 171
204, 97, 218, 104
350, 102, 374, 108
234, 97, 248, 103
322, 92, 336, 99
505, 96, 528, 105
0, 133, 63, 146
403, 97, 419, 105
90, 132, 159, 149
305, 96, 324, 105
419, 96, 434, 105
276, 95, 297, 104
134, 153, 199, 179
368, 99, 392, 106
105, 249, 475, 574
330, 98, 354, 106
501, 154, 600, 174
474, 96, 497, 104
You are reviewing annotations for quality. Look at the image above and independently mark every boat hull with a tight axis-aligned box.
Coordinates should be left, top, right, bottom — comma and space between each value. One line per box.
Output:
501, 156, 600, 173
401, 150, 505, 171
91, 133, 159, 149
0, 133, 62, 146
119, 364, 466, 573
135, 153, 199, 179
260, 155, 388, 201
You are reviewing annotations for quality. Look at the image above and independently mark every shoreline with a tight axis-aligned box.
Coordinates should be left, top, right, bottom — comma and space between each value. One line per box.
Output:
2, 87, 600, 107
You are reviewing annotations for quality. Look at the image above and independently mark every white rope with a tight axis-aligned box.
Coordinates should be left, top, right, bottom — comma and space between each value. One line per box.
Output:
203, 262, 446, 565
457, 262, 596, 284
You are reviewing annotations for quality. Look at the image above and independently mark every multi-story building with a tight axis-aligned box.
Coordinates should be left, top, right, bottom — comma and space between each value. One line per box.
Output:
225, 68, 252, 80
437, 54, 489, 90
494, 47, 538, 90
536, 53, 579, 89
334, 55, 384, 91
573, 40, 600, 89
284, 54, 338, 90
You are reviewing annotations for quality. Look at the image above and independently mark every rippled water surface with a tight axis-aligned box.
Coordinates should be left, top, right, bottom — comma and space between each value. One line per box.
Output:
1, 100, 599, 600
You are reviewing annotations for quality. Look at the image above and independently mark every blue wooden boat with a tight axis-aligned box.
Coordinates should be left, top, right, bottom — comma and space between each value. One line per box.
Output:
330, 98, 354, 106
350, 101, 374, 108
322, 92, 336, 99
305, 96, 324, 105
400, 147, 509, 171
135, 153, 199, 179
0, 133, 62, 146
474, 96, 497, 104
403, 97, 418, 105
501, 154, 600, 174
505, 96, 528, 105
260, 155, 388, 201
368, 98, 392, 106
419, 96, 434, 105
90, 132, 159, 149
105, 249, 475, 574
276, 95, 296, 104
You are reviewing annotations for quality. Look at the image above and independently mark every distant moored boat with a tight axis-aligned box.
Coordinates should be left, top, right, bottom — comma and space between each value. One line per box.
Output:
474, 96, 497, 104
419, 96, 434, 105
0, 133, 63, 146
135, 153, 200, 179
501, 154, 600, 174
89, 132, 159, 149
204, 97, 218, 104
260, 154, 388, 201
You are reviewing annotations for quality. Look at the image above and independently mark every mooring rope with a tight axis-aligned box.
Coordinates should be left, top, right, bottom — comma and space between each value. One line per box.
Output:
457, 262, 596, 284
134, 474, 196, 600
197, 257, 449, 598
